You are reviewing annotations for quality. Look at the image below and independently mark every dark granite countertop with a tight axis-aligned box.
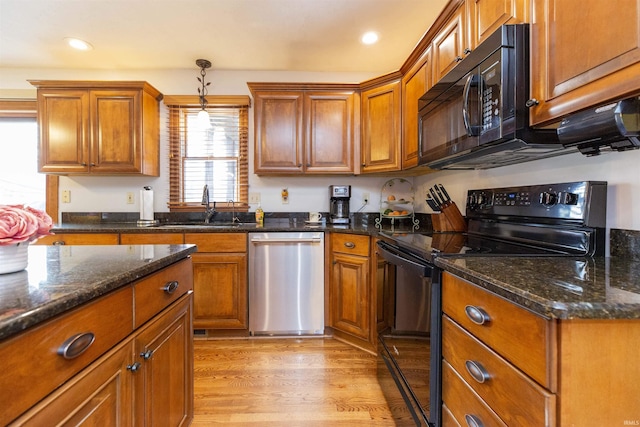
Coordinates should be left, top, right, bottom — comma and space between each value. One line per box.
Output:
44, 223, 640, 321
0, 244, 197, 341
50, 220, 379, 235
435, 256, 640, 320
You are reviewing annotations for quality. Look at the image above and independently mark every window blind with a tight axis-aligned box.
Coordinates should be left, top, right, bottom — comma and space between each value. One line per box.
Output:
165, 95, 249, 211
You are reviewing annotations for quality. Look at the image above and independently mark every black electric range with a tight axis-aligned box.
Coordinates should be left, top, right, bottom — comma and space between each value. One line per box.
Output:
375, 181, 607, 427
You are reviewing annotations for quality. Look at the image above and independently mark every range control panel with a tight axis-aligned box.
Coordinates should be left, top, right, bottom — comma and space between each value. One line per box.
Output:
466, 181, 607, 226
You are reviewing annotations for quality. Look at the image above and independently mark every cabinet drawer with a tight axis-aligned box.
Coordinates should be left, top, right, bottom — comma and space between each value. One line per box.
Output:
331, 233, 370, 256
185, 233, 247, 253
442, 361, 506, 427
0, 286, 133, 426
134, 258, 193, 328
442, 316, 555, 427
120, 233, 184, 244
442, 273, 555, 389
34, 233, 120, 245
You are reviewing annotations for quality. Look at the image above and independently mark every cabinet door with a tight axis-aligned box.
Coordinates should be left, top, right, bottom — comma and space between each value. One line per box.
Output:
134, 294, 193, 427
37, 89, 90, 174
11, 339, 135, 426
361, 80, 402, 173
90, 90, 142, 174
402, 49, 432, 169
530, 0, 640, 125
33, 233, 120, 245
304, 91, 356, 173
432, 4, 469, 83
468, 0, 529, 48
331, 252, 370, 340
191, 252, 248, 329
253, 91, 304, 174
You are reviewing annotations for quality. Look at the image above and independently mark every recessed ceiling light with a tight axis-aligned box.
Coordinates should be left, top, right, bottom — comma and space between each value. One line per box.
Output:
64, 37, 93, 51
361, 31, 379, 45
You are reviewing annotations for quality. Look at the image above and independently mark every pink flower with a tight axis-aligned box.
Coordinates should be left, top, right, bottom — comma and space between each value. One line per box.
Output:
0, 205, 53, 246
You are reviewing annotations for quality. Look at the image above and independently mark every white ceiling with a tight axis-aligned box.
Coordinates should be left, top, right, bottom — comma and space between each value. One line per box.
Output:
0, 0, 448, 74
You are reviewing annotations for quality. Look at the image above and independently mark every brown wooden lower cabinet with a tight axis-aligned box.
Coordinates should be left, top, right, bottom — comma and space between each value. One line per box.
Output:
185, 233, 248, 331
329, 233, 375, 351
442, 272, 640, 427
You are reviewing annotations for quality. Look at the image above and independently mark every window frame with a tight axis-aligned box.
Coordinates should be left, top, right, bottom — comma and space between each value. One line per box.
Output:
0, 99, 59, 221
164, 95, 250, 213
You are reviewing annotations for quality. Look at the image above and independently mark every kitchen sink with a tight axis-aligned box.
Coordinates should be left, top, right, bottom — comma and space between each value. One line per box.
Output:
157, 222, 251, 229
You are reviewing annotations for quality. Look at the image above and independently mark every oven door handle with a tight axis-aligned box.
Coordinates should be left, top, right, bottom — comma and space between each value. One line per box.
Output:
376, 241, 433, 278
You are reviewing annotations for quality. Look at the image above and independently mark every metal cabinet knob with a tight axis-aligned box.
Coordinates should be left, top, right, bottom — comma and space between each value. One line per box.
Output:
127, 362, 141, 372
343, 242, 355, 249
140, 350, 153, 360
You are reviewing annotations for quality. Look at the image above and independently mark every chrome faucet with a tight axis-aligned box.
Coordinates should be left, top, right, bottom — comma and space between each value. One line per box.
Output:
202, 185, 216, 223
229, 199, 240, 224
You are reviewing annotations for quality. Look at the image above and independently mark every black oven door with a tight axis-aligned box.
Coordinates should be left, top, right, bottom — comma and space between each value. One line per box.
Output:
376, 240, 442, 427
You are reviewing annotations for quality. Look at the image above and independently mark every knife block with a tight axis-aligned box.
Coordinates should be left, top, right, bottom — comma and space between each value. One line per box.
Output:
431, 202, 467, 232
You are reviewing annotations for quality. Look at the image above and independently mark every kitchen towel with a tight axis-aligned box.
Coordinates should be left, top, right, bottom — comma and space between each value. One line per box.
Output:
140, 186, 154, 221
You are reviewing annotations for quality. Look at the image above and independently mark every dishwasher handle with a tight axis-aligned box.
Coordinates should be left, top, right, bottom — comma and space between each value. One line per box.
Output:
250, 237, 323, 244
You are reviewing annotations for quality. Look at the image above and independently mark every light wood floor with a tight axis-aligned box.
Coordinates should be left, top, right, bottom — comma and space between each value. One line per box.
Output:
192, 337, 399, 426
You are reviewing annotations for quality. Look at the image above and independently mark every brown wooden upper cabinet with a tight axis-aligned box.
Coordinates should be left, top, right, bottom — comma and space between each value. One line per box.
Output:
529, 0, 640, 126
248, 83, 359, 175
432, 3, 470, 83
467, 0, 529, 48
402, 48, 433, 169
360, 78, 402, 173
29, 80, 162, 176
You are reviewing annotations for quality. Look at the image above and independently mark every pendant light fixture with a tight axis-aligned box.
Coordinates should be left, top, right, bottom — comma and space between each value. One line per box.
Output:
196, 58, 212, 129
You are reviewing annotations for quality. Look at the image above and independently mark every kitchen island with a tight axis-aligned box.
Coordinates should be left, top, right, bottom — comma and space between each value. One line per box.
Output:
0, 244, 197, 426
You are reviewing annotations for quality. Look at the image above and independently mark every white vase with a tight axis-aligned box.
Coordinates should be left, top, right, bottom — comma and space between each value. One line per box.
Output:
0, 242, 29, 274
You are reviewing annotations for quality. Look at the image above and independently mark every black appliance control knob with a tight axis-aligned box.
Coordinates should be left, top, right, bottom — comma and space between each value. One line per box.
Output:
468, 192, 490, 210
560, 192, 579, 205
539, 191, 558, 207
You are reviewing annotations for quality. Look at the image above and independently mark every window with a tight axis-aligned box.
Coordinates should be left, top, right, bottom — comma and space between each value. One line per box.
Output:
165, 96, 250, 212
0, 99, 57, 220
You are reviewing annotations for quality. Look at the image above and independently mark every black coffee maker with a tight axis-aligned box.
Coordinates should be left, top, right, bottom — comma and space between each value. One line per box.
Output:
329, 185, 351, 224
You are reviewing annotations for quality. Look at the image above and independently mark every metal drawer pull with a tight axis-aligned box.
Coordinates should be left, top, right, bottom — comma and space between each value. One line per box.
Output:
464, 305, 490, 325
465, 414, 484, 427
162, 280, 179, 294
465, 360, 490, 383
57, 332, 95, 359
52, 240, 66, 246
127, 362, 141, 372
343, 242, 355, 249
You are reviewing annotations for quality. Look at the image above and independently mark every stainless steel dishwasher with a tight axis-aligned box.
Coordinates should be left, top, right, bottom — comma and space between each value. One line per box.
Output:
248, 231, 324, 335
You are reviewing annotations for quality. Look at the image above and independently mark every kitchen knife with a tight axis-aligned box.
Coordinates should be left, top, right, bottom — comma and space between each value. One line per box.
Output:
429, 187, 442, 207
426, 196, 440, 212
434, 185, 447, 205
438, 184, 451, 203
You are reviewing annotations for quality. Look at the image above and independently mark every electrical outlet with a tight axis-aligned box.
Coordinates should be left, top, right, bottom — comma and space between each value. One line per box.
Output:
126, 192, 135, 204
249, 192, 261, 204
363, 192, 370, 204
62, 190, 71, 203
281, 188, 289, 204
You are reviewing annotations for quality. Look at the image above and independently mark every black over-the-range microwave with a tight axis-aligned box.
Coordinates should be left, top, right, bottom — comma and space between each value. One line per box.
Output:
418, 24, 571, 170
